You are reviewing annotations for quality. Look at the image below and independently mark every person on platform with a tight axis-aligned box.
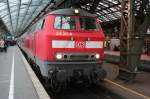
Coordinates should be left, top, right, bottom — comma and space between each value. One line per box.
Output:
4, 39, 8, 52
0, 39, 5, 52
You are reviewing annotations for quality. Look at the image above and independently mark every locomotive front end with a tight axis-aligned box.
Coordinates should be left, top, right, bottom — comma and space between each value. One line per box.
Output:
46, 9, 106, 92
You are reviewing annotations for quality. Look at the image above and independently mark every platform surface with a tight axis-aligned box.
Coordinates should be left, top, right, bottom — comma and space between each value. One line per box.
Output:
104, 51, 150, 71
102, 62, 150, 99
105, 51, 150, 61
0, 46, 38, 99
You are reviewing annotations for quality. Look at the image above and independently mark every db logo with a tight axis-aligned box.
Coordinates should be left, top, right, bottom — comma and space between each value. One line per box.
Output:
75, 41, 85, 48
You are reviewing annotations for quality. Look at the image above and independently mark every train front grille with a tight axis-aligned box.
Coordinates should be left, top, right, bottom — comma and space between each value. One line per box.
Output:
70, 55, 89, 60
62, 53, 96, 61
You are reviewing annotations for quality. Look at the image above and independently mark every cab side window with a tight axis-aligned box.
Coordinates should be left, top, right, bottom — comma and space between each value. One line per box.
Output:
41, 19, 45, 29
54, 16, 61, 29
35, 22, 41, 31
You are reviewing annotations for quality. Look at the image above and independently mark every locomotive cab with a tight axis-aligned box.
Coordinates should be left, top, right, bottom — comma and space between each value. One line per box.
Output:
45, 9, 106, 89
46, 9, 105, 61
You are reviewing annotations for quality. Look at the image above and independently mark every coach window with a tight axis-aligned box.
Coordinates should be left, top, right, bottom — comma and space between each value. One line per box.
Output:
41, 19, 45, 29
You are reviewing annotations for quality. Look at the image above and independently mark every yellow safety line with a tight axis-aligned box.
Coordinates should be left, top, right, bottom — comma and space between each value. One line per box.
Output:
104, 79, 150, 99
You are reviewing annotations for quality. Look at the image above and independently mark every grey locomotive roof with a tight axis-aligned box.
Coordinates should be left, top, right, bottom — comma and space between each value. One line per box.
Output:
49, 8, 96, 17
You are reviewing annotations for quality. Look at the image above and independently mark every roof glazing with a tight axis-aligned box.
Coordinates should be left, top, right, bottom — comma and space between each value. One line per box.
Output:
0, 0, 51, 35
81, 0, 121, 22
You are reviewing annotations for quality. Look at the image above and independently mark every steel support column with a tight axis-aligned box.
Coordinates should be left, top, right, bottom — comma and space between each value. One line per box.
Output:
119, 0, 138, 81
119, 0, 150, 81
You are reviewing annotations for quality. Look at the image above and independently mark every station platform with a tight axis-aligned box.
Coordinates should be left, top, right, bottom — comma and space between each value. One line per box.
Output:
0, 46, 49, 99
104, 51, 150, 71
1, 46, 150, 99
102, 59, 150, 99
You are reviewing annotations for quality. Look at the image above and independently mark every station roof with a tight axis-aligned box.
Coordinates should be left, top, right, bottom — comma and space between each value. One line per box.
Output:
0, 0, 51, 36
80, 0, 121, 22
0, 0, 149, 36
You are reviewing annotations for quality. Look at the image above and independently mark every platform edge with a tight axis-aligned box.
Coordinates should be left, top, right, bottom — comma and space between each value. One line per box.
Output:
18, 48, 51, 99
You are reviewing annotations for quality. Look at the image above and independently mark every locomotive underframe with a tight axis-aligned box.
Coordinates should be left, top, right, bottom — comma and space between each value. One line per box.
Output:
21, 47, 106, 87
48, 61, 104, 82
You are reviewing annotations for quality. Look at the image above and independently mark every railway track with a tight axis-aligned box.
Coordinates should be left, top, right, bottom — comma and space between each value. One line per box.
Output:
48, 84, 123, 99
31, 64, 123, 99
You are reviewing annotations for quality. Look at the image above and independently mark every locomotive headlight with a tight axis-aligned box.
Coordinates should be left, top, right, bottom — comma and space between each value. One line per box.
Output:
74, 9, 79, 14
95, 53, 100, 59
56, 53, 63, 60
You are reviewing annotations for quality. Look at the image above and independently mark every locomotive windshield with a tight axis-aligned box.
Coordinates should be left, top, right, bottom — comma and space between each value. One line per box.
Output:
79, 17, 100, 31
54, 16, 76, 30
54, 16, 100, 31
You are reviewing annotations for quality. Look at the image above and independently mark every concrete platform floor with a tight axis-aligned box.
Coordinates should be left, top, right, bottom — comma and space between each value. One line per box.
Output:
104, 51, 150, 72
102, 62, 150, 99
105, 51, 150, 61
0, 46, 38, 99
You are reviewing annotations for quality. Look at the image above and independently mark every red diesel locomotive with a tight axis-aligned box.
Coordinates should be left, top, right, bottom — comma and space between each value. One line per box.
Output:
19, 8, 106, 92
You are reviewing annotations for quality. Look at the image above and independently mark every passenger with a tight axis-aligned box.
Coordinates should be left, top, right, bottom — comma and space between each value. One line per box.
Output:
4, 40, 8, 52
0, 39, 5, 52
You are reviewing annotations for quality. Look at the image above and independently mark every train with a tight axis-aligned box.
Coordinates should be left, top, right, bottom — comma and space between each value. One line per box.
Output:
18, 8, 106, 92
6, 36, 16, 46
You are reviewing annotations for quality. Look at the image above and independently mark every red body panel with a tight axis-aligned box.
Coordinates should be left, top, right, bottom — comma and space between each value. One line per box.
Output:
21, 15, 105, 62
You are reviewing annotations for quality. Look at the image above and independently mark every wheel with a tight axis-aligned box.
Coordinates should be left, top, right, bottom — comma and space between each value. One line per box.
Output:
50, 75, 62, 93
84, 76, 92, 87
43, 77, 50, 90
